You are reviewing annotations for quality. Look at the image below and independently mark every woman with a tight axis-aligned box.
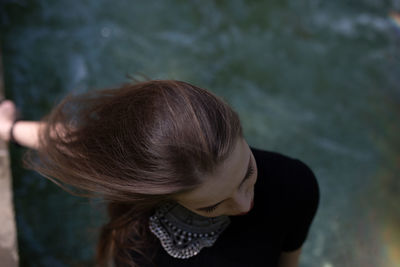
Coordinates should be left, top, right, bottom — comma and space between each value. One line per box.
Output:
0, 80, 320, 267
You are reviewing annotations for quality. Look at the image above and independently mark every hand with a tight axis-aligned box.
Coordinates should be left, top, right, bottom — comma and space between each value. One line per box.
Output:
0, 99, 18, 142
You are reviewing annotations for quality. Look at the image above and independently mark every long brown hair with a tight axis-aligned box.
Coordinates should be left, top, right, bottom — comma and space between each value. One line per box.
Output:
23, 80, 243, 266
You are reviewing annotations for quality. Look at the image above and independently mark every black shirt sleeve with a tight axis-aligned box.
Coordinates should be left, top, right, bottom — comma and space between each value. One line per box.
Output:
281, 159, 320, 252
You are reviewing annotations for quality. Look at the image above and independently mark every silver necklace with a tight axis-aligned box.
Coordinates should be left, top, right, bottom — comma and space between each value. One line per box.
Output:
149, 201, 231, 259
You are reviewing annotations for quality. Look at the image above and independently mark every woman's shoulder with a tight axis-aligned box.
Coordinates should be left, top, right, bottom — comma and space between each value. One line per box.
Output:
250, 146, 315, 177
250, 147, 320, 247
250, 146, 320, 206
250, 146, 310, 175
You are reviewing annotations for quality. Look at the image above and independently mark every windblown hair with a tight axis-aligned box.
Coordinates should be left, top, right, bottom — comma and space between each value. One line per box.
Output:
23, 80, 243, 266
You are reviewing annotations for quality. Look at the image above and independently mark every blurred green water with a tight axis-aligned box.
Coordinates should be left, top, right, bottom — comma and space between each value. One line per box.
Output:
1, 0, 400, 266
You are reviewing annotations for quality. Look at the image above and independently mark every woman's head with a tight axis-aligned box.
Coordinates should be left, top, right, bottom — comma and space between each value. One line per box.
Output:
24, 79, 248, 266
29, 80, 243, 202
174, 136, 258, 218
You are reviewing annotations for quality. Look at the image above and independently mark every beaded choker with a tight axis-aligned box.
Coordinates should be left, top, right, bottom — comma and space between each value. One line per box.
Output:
149, 201, 231, 259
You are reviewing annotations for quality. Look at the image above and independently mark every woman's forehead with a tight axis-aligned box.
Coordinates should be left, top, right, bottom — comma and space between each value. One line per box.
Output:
175, 138, 250, 207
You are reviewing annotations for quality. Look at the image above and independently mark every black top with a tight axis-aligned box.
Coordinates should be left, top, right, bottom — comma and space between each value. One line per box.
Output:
147, 147, 320, 267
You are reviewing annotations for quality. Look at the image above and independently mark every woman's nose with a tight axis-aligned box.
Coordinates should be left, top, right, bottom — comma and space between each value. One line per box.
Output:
231, 191, 252, 213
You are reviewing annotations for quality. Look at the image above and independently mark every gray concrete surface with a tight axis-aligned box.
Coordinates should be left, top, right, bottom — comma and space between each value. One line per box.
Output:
0, 47, 19, 267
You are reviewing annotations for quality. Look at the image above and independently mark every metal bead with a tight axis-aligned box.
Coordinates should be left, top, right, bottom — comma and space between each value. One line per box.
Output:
148, 203, 231, 259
